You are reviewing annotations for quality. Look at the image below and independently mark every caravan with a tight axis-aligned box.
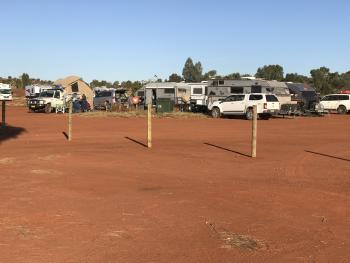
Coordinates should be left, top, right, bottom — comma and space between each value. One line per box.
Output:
0, 83, 12, 101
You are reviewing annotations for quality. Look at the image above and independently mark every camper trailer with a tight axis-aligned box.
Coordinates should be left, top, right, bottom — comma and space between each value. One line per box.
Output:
25, 85, 49, 98
189, 82, 208, 112
206, 79, 291, 107
144, 82, 191, 111
0, 83, 12, 101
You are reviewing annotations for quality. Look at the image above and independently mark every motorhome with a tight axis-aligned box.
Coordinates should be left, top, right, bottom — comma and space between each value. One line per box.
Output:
0, 83, 12, 101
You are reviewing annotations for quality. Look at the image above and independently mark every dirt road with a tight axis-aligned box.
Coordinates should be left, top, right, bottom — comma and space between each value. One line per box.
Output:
0, 107, 349, 262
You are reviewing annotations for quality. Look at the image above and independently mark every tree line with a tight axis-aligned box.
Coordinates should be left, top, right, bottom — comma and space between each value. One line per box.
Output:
167, 58, 350, 95
0, 73, 53, 89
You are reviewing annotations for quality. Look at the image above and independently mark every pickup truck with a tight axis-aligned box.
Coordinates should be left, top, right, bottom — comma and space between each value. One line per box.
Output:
208, 93, 280, 120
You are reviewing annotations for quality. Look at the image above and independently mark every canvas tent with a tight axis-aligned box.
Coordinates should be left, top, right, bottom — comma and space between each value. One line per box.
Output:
55, 76, 93, 105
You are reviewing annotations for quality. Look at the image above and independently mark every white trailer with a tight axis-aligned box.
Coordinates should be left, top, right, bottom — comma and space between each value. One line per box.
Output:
25, 85, 50, 98
0, 83, 12, 101
189, 82, 208, 112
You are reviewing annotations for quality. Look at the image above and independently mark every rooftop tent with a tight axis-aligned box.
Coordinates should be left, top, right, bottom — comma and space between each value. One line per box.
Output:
54, 75, 94, 105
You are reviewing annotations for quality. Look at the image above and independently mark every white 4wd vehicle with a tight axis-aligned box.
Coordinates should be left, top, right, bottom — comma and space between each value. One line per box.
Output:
318, 94, 350, 114
28, 89, 65, 113
208, 93, 280, 120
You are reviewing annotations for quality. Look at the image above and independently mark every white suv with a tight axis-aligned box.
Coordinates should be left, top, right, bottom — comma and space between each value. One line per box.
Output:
318, 94, 350, 114
208, 94, 280, 120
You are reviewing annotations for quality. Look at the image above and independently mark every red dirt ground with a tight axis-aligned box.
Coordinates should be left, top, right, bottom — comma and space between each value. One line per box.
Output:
0, 107, 350, 262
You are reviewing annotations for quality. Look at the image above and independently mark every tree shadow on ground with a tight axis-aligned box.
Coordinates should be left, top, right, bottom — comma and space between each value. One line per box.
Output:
0, 125, 26, 145
125, 137, 148, 148
204, 143, 251, 158
305, 150, 350, 162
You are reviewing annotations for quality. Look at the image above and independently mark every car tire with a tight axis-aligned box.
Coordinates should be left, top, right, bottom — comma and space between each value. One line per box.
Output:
246, 108, 253, 120
45, 104, 52, 114
337, 105, 347, 114
211, 107, 221, 118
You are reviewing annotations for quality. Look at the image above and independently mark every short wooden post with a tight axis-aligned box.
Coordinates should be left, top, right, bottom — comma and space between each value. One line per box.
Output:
147, 103, 152, 148
251, 105, 257, 158
68, 100, 72, 141
1, 101, 6, 128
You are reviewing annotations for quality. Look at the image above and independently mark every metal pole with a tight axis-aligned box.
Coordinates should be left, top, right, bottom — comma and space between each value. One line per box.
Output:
1, 101, 5, 128
251, 105, 257, 158
68, 100, 72, 141
147, 103, 152, 148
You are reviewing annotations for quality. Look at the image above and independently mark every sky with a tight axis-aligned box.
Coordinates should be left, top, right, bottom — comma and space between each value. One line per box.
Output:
1, 0, 349, 82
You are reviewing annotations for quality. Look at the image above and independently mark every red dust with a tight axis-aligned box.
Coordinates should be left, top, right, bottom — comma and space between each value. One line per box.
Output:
0, 107, 349, 262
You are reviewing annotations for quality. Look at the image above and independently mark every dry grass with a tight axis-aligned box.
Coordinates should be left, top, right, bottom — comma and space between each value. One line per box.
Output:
206, 221, 264, 251
77, 110, 208, 119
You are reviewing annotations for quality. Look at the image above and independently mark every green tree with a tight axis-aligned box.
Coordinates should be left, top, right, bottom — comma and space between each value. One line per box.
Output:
194, 62, 203, 82
310, 67, 333, 95
21, 73, 30, 88
168, 73, 182, 82
182, 57, 195, 82
202, 70, 217, 80
284, 73, 309, 83
224, 72, 241, 80
255, 65, 284, 81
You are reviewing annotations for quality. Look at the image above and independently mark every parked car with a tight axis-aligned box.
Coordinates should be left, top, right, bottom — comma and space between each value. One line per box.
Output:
208, 93, 280, 120
93, 88, 128, 110
318, 94, 350, 114
28, 88, 65, 113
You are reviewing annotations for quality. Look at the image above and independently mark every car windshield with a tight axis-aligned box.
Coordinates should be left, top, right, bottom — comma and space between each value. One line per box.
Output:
39, 90, 55, 97
0, 89, 11, 94
96, 91, 113, 97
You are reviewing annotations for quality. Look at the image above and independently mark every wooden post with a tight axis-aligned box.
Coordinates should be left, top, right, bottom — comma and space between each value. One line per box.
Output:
68, 100, 72, 141
147, 103, 152, 148
251, 105, 257, 158
1, 101, 5, 128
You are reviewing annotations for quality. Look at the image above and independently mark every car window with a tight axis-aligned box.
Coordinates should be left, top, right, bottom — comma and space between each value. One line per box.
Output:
338, 95, 349, 100
266, 95, 278, 102
224, 96, 235, 102
54, 91, 60, 99
234, 95, 245, 101
249, 94, 263, 101
321, 96, 329, 101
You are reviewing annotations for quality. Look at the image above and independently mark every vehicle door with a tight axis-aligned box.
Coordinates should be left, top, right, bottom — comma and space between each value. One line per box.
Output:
230, 95, 245, 113
220, 96, 235, 113
338, 95, 350, 108
328, 95, 339, 110
51, 90, 61, 107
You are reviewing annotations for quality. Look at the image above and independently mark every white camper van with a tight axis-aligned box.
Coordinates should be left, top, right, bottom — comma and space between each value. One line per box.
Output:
25, 85, 44, 98
0, 83, 12, 101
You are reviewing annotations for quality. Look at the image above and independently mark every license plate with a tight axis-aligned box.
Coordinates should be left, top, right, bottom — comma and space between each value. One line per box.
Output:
31, 105, 35, 108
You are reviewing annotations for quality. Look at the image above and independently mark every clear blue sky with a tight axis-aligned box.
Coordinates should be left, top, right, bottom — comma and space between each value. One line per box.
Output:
1, 0, 349, 82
